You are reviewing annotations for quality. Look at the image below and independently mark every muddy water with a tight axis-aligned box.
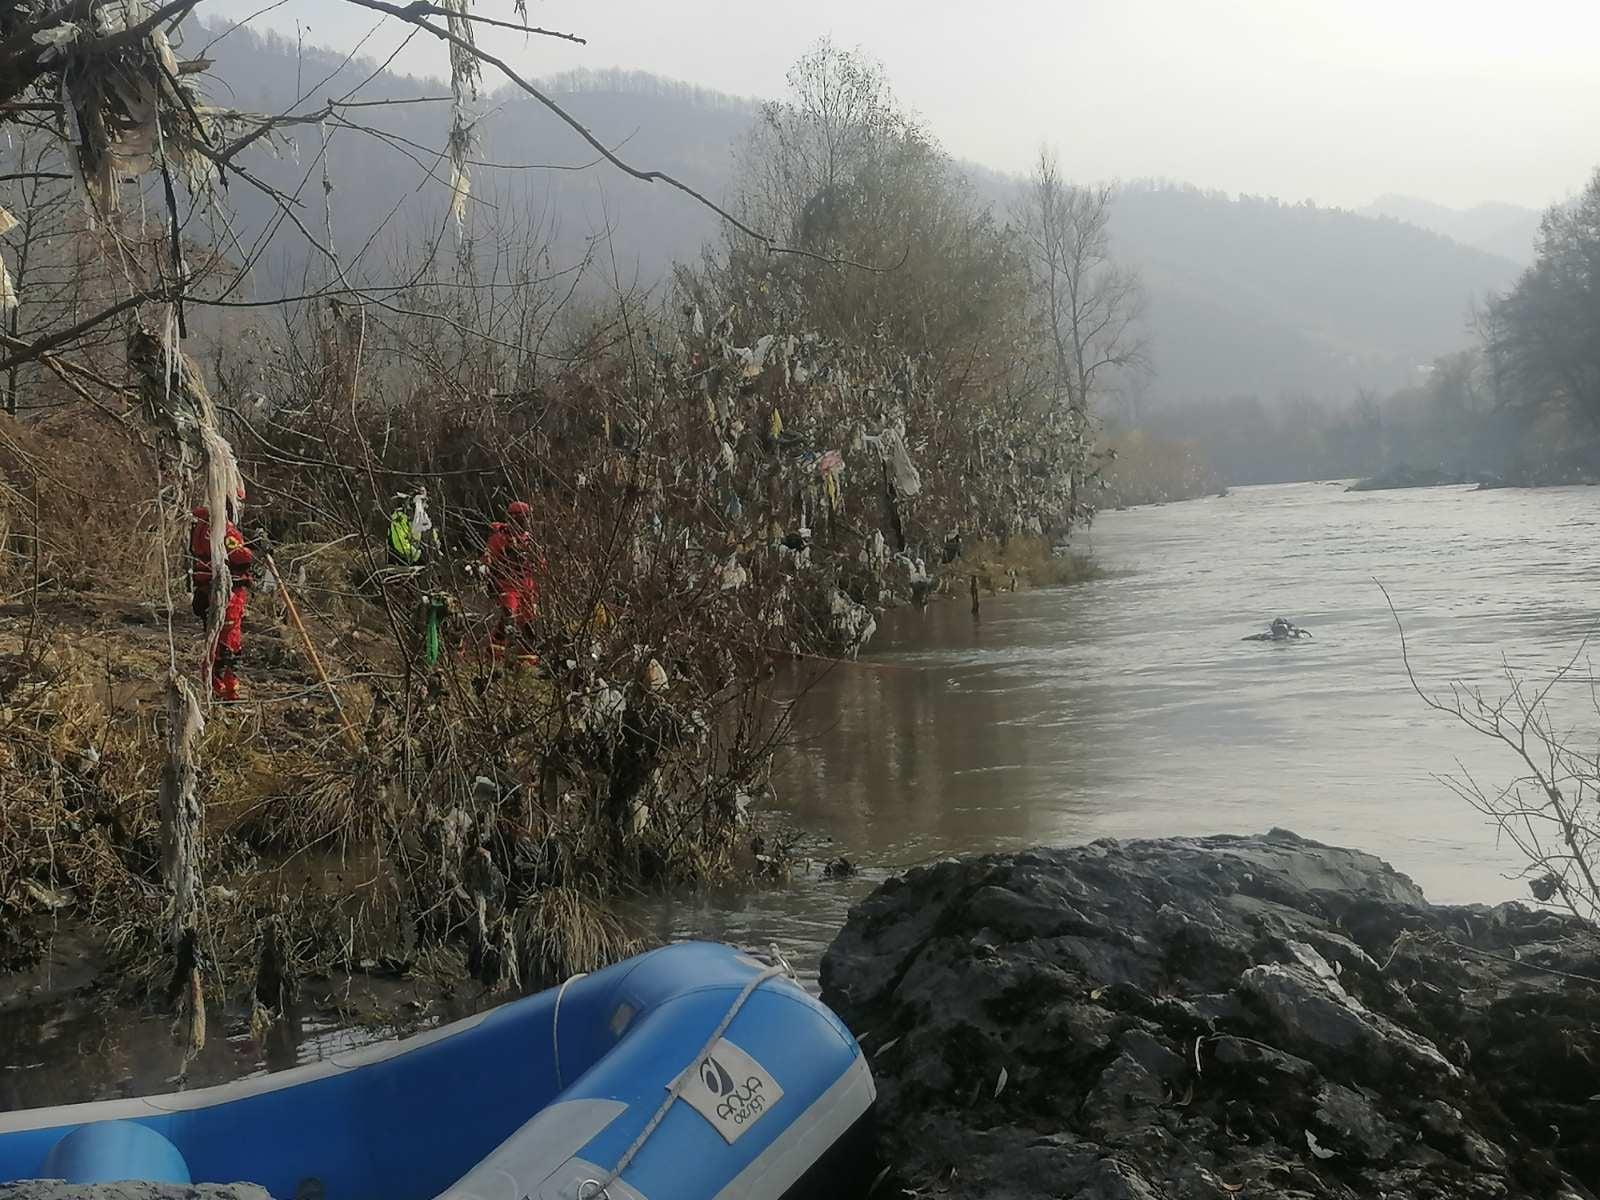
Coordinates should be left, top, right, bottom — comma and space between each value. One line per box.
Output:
646, 481, 1600, 986
8, 480, 1600, 1105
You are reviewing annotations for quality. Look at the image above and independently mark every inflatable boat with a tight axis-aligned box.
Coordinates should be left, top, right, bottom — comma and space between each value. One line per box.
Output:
0, 942, 875, 1199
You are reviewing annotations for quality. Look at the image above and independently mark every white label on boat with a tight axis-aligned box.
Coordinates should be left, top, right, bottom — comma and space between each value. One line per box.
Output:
674, 1037, 784, 1144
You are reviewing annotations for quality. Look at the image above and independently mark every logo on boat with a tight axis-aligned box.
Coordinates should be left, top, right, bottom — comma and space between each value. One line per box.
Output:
678, 1038, 785, 1143
700, 1055, 737, 1096
713, 1075, 768, 1127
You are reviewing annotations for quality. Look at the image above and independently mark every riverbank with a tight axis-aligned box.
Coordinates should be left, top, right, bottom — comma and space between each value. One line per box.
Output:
823, 829, 1599, 1200
1348, 457, 1600, 491
12, 831, 1596, 1199
12, 476, 1599, 1120
0, 528, 1104, 1099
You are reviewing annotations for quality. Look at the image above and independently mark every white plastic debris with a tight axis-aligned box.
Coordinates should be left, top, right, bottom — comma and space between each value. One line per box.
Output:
895, 553, 931, 587
717, 557, 749, 591
31, 24, 81, 61
598, 685, 627, 718
828, 590, 877, 658
735, 333, 776, 379
411, 492, 433, 543
877, 427, 922, 497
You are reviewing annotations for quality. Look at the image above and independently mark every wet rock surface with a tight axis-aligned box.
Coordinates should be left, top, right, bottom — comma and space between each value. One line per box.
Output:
821, 830, 1600, 1200
0, 1186, 269, 1199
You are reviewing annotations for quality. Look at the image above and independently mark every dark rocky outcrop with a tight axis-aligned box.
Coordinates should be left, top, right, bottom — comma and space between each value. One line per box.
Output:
821, 830, 1600, 1200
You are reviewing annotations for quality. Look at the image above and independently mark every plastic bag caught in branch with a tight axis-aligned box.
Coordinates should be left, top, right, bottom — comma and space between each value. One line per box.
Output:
158, 673, 206, 946
128, 321, 245, 695
877, 427, 922, 497
45, 1, 217, 213
736, 334, 776, 379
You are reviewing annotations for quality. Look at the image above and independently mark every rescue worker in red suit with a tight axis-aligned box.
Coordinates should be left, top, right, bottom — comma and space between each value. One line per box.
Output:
191, 493, 254, 701
483, 500, 543, 666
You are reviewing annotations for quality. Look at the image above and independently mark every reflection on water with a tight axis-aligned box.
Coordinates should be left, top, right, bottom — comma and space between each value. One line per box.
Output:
0, 936, 462, 1112
646, 481, 1600, 977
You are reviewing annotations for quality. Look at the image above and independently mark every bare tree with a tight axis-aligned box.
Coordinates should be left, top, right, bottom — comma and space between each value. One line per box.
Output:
1387, 584, 1600, 922
0, 0, 801, 389
1020, 148, 1147, 522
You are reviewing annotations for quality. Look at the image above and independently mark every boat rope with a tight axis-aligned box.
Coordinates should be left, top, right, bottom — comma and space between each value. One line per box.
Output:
552, 971, 589, 1091
585, 961, 790, 1199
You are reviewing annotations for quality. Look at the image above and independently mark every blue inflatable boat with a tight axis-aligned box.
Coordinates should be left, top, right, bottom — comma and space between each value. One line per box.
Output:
0, 942, 875, 1199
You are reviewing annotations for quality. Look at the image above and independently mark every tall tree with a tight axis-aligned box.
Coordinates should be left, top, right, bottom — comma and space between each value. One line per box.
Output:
1020, 149, 1146, 518
692, 41, 1077, 544
1483, 167, 1600, 431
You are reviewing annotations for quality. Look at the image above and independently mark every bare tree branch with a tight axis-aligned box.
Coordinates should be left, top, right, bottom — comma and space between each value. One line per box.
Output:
343, 0, 587, 44
332, 0, 770, 245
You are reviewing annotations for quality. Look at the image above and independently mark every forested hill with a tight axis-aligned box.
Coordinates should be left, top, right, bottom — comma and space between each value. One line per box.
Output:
1360, 194, 1542, 265
202, 22, 759, 287
203, 22, 1521, 407
1112, 184, 1521, 404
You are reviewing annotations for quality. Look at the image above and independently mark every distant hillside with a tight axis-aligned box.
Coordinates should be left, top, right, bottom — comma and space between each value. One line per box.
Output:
201, 22, 756, 287
198, 22, 1520, 409
1361, 194, 1542, 265
1113, 184, 1522, 403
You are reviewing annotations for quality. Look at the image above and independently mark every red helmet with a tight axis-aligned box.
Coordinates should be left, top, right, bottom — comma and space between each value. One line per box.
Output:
192, 505, 209, 520
507, 501, 531, 519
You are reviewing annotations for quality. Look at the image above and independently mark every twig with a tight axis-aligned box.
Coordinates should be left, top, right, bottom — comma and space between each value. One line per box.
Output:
359, 1, 588, 43
365, 4, 766, 237
262, 550, 361, 752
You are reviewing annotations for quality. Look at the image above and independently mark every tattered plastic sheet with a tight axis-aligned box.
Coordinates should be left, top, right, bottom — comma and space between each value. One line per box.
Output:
877, 427, 922, 497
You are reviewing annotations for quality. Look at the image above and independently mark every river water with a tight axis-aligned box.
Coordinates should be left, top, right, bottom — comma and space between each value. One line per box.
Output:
646, 480, 1600, 985
9, 480, 1600, 1102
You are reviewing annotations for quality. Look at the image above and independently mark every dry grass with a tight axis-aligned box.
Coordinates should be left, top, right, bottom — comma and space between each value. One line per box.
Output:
0, 607, 661, 1005
227, 746, 383, 855
514, 884, 641, 991
0, 639, 163, 971
1094, 429, 1221, 508
965, 535, 1102, 592
0, 409, 172, 599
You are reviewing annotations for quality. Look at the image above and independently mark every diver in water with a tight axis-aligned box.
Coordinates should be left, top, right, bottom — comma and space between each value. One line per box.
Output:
1242, 617, 1313, 642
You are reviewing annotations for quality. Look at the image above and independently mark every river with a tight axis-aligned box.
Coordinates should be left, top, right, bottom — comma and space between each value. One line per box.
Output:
8, 480, 1599, 1103
646, 480, 1600, 986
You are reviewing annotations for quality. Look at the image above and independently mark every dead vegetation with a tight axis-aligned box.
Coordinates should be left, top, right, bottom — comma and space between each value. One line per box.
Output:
0, 15, 1116, 1052
964, 535, 1102, 593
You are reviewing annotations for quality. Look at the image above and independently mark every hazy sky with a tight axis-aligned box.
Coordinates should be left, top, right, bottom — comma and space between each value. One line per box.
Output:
203, 0, 1599, 211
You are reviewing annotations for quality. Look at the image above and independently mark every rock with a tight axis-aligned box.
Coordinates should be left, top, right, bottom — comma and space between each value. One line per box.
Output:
1347, 464, 1466, 491
1239, 959, 1458, 1081
821, 830, 1600, 1200
0, 1185, 270, 1200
